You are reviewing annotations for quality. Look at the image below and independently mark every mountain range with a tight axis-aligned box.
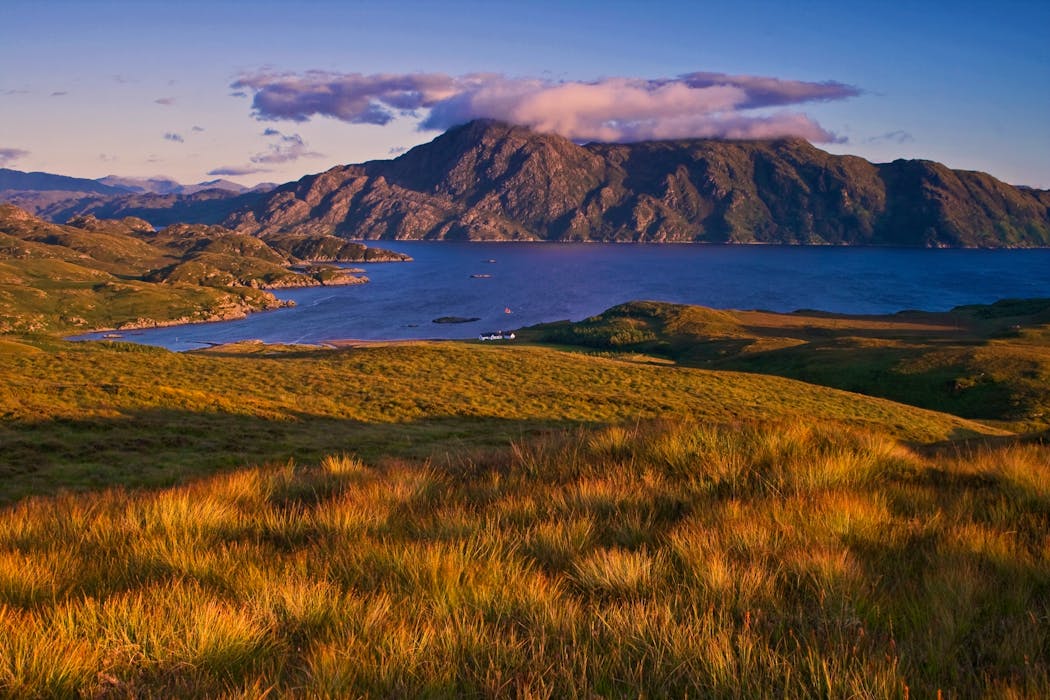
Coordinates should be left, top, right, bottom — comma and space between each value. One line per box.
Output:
0, 168, 273, 197
0, 169, 276, 228
4, 120, 1050, 246
95, 175, 276, 196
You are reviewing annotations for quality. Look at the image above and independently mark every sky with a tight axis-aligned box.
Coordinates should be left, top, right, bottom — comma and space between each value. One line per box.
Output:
1, 0, 1048, 188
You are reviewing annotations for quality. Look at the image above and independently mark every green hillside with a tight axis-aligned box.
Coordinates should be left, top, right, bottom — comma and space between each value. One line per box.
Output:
531, 299, 1050, 431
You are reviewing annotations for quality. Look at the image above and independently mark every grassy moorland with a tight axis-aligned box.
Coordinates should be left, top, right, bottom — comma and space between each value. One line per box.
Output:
0, 207, 1048, 695
0, 335, 1045, 697
0, 338, 999, 504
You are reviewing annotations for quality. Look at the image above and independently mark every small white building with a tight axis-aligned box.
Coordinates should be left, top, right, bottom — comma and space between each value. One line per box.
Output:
479, 331, 516, 341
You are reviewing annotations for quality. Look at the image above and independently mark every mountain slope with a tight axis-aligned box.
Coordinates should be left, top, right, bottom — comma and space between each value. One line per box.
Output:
226, 120, 1050, 246
95, 175, 274, 195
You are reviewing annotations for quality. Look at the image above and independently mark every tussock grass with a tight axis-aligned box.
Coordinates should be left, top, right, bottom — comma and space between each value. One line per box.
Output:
570, 548, 665, 598
0, 419, 1046, 696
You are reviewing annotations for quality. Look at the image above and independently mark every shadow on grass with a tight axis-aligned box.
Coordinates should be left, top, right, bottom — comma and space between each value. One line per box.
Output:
0, 409, 583, 505
845, 510, 1050, 695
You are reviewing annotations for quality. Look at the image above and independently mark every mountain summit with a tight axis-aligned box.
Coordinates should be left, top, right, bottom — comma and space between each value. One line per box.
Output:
224, 120, 1050, 247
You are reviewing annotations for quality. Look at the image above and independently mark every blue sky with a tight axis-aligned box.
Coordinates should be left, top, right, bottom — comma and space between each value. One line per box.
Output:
2, 0, 1047, 187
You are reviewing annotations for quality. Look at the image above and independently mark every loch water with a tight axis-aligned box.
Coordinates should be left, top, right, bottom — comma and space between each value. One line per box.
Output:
77, 243, 1050, 351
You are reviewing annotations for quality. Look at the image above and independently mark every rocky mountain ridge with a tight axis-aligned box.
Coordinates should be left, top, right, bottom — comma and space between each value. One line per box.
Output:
1, 188, 267, 229
0, 168, 127, 196
228, 120, 1050, 247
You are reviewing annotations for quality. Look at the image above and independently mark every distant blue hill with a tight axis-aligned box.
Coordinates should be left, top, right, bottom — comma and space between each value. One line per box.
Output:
95, 175, 257, 195
0, 168, 127, 195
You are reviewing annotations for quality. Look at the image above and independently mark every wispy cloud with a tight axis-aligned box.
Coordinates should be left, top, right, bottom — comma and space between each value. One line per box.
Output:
0, 147, 30, 166
206, 130, 322, 176
50, 91, 68, 97
192, 125, 205, 132
231, 70, 860, 142
155, 97, 176, 106
388, 145, 408, 155
866, 129, 915, 144
207, 165, 271, 176
250, 129, 323, 164
163, 132, 184, 143
98, 153, 118, 163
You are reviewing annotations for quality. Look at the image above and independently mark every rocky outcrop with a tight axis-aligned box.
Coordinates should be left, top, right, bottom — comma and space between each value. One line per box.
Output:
262, 233, 411, 262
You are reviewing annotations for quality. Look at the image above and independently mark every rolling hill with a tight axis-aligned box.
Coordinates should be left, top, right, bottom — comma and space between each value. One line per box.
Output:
0, 204, 408, 334
529, 298, 1050, 431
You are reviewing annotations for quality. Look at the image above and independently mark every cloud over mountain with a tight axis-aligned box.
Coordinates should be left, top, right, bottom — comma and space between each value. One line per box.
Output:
207, 165, 270, 176
231, 70, 859, 143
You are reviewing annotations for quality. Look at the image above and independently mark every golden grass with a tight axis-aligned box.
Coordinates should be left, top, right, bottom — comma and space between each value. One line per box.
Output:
0, 419, 1046, 696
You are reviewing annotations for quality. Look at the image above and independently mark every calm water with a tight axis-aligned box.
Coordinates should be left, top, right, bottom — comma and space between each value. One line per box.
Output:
78, 243, 1050, 351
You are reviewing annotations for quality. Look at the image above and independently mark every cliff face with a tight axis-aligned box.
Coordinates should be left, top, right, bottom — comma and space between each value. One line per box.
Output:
226, 120, 1050, 246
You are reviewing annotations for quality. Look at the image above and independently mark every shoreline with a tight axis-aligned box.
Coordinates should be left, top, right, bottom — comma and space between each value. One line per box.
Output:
341, 238, 1050, 250
67, 293, 1050, 351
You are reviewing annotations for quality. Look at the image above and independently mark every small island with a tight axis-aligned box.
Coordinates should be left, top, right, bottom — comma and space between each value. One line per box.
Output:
433, 316, 481, 324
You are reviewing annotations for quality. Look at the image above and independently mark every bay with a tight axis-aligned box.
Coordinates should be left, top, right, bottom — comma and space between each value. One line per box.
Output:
79, 243, 1050, 351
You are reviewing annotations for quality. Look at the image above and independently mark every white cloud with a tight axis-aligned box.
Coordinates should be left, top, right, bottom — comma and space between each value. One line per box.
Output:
232, 70, 861, 143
